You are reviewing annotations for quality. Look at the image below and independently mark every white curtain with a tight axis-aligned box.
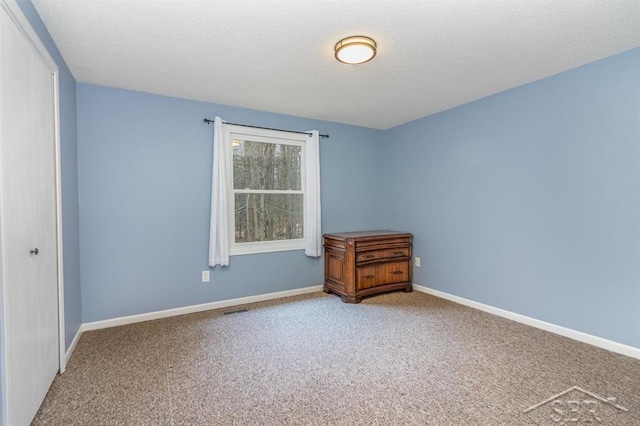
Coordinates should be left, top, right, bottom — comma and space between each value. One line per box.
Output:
208, 116, 230, 267
304, 130, 322, 257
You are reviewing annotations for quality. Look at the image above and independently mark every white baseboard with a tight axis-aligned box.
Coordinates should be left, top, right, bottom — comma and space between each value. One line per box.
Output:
82, 285, 324, 331
64, 324, 83, 366
413, 284, 640, 360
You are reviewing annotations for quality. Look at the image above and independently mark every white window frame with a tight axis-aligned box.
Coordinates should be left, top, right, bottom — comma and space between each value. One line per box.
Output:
226, 125, 306, 256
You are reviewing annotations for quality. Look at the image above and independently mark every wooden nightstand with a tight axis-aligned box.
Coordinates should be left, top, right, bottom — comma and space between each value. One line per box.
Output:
323, 231, 413, 303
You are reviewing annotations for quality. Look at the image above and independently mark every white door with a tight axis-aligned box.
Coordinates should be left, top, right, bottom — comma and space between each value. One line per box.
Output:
0, 3, 60, 425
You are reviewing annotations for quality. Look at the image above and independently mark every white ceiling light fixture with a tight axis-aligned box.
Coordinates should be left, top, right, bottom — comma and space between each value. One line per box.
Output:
334, 36, 377, 64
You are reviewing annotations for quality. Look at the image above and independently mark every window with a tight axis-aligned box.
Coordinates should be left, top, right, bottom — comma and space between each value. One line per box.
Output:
226, 125, 306, 255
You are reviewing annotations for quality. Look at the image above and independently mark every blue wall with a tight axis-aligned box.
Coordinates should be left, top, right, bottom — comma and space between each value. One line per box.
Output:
76, 84, 383, 322
383, 48, 640, 347
1, 0, 80, 422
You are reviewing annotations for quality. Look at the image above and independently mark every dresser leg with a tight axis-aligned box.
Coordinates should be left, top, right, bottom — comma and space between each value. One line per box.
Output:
403, 287, 413, 293
341, 295, 361, 303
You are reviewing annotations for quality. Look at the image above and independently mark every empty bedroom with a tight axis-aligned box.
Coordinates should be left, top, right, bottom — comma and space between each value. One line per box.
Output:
0, 0, 638, 425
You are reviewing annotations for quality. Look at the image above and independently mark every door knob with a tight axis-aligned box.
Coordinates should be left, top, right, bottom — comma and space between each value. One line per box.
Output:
30, 248, 39, 255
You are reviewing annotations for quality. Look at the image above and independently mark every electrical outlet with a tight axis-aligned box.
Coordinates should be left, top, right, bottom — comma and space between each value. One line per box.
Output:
414, 257, 421, 267
202, 270, 210, 283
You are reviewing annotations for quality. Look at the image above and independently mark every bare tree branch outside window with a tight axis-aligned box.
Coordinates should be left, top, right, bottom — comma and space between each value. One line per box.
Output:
232, 139, 303, 243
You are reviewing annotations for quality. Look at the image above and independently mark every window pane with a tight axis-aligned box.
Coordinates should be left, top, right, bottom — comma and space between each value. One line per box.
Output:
234, 193, 303, 243
233, 140, 301, 190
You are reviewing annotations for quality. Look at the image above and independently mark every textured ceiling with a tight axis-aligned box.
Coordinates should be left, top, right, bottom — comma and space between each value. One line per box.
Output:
32, 0, 640, 130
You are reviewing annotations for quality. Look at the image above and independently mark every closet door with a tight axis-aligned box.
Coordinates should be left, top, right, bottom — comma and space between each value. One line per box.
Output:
1, 3, 60, 425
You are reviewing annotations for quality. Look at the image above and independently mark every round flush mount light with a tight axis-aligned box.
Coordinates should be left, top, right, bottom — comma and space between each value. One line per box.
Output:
334, 36, 377, 64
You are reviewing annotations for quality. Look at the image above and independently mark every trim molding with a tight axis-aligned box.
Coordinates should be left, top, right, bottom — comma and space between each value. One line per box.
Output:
413, 284, 640, 360
72, 284, 639, 361
83, 285, 324, 331
64, 325, 83, 365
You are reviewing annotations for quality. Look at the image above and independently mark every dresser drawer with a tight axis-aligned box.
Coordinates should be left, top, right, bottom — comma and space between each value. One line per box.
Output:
355, 236, 412, 251
356, 247, 410, 263
356, 261, 410, 290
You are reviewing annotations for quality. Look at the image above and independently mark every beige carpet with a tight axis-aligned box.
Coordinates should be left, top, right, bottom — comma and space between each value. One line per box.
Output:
34, 291, 639, 425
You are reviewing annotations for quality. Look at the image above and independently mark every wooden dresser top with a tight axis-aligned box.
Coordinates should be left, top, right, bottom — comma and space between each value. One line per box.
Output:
323, 230, 412, 239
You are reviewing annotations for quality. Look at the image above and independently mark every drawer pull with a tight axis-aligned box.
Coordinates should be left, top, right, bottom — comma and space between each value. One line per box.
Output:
391, 271, 404, 275
392, 251, 405, 256
363, 275, 375, 280
362, 254, 375, 259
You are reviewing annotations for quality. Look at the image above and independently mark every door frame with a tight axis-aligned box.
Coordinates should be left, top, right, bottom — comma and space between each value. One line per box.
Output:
0, 0, 66, 419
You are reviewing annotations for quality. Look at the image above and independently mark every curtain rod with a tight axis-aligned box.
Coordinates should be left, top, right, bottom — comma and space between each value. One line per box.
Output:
203, 118, 329, 138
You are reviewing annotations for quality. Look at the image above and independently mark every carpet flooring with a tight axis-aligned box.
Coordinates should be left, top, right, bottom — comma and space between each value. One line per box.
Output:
33, 291, 640, 425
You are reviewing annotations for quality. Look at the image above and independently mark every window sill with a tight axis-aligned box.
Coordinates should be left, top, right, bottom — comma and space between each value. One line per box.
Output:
230, 240, 305, 256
